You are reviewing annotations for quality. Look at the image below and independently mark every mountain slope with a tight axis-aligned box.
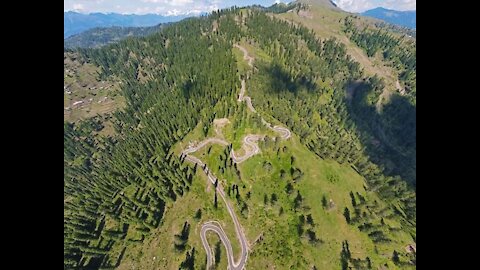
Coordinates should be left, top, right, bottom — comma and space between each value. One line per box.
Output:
361, 7, 416, 29
64, 24, 167, 49
64, 52, 124, 122
276, 1, 400, 90
64, 4, 415, 270
276, 0, 416, 183
64, 11, 189, 38
301, 0, 340, 9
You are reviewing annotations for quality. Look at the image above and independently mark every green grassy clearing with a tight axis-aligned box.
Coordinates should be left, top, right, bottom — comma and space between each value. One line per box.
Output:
64, 52, 124, 122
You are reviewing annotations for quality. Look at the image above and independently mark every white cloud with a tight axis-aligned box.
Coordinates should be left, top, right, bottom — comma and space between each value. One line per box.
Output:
65, 0, 297, 16
166, 8, 181, 15
386, 0, 416, 11
167, 0, 194, 6
73, 3, 84, 11
333, 0, 416, 12
134, 6, 151, 14
141, 0, 165, 3
275, 0, 281, 4
187, 9, 203, 14
135, 0, 218, 15
154, 6, 166, 13
142, 0, 194, 5
333, 0, 372, 12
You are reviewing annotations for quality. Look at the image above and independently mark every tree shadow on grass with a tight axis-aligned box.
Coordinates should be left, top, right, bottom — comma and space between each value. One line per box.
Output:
347, 80, 416, 186
266, 62, 316, 94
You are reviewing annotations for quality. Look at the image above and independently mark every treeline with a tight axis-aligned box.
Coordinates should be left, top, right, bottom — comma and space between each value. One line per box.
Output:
248, 2, 305, 14
344, 16, 416, 104
374, 21, 416, 38
342, 16, 416, 185
343, 190, 416, 267
349, 79, 416, 185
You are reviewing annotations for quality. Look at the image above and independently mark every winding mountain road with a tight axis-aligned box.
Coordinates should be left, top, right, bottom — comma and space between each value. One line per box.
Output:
230, 134, 263, 164
235, 45, 291, 141
183, 143, 249, 270
181, 44, 291, 270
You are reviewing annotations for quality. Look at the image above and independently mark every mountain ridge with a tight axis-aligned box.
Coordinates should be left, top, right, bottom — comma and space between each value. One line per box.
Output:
299, 0, 340, 9
64, 11, 191, 38
361, 7, 416, 29
64, 24, 167, 49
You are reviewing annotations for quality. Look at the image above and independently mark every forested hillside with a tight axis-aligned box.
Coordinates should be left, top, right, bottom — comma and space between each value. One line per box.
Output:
64, 2, 416, 269
342, 15, 416, 185
65, 11, 240, 268
344, 16, 416, 103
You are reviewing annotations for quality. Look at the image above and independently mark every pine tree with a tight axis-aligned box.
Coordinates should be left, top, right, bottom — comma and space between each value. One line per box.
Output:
343, 207, 351, 224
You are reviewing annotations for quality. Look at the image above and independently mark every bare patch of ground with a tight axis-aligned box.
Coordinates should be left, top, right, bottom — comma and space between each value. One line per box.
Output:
405, 244, 416, 253
298, 10, 313, 19
376, 86, 393, 112
396, 80, 406, 96
213, 118, 231, 138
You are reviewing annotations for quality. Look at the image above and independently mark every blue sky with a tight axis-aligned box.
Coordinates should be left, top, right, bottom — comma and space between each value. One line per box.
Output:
64, 0, 415, 15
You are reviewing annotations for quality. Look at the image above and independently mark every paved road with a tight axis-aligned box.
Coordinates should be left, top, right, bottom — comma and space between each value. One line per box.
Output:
184, 137, 260, 164
181, 44, 292, 270
271, 125, 291, 139
183, 143, 249, 270
201, 221, 238, 269
230, 134, 263, 164
184, 138, 229, 155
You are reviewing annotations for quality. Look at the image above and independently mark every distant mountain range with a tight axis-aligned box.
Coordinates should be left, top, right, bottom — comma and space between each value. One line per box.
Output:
361, 7, 416, 29
64, 24, 169, 49
64, 11, 191, 38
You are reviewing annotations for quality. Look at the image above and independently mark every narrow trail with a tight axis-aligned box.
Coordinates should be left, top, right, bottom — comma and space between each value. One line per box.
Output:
234, 44, 254, 67
181, 44, 291, 270
235, 45, 291, 142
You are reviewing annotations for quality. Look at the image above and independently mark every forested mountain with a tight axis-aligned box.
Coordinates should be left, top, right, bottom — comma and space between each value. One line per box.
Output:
64, 24, 167, 49
64, 11, 189, 38
361, 7, 416, 29
64, 1, 416, 269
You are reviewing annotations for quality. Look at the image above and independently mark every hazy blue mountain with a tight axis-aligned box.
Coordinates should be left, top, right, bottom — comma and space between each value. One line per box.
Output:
64, 24, 170, 49
361, 7, 416, 29
64, 11, 190, 38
